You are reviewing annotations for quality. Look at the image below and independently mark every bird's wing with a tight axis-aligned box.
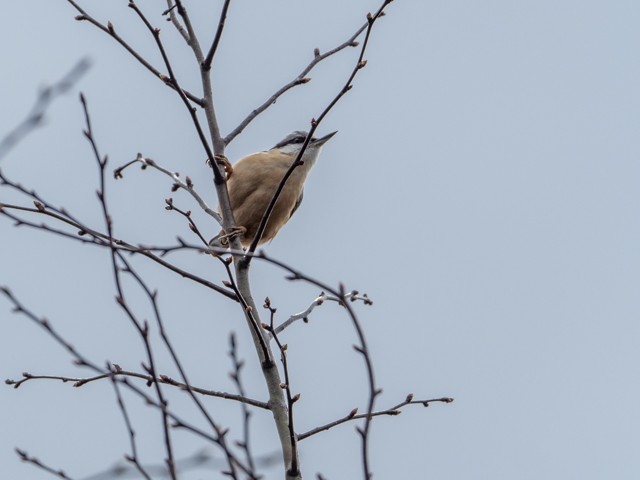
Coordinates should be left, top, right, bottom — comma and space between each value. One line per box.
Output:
289, 189, 304, 219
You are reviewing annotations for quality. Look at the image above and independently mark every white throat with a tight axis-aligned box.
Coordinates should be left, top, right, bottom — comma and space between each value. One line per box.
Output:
277, 144, 324, 168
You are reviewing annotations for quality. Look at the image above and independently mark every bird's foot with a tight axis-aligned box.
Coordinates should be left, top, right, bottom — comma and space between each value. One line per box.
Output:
208, 226, 247, 253
206, 154, 233, 180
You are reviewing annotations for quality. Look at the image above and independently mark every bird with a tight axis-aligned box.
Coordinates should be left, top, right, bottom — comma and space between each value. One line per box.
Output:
210, 130, 337, 249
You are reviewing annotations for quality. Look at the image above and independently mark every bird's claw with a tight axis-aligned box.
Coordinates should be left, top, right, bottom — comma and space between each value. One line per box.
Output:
208, 226, 247, 254
206, 154, 233, 180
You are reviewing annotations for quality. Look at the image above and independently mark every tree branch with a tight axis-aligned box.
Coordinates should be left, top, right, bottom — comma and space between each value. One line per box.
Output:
223, 17, 367, 144
0, 58, 90, 161
298, 394, 454, 441
203, 0, 232, 71
273, 290, 373, 336
67, 0, 203, 106
5, 370, 269, 409
114, 153, 223, 224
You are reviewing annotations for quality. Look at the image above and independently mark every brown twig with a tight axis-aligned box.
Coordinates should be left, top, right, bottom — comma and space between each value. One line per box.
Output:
220, 258, 273, 367
264, 298, 300, 477
126, 1, 224, 185
298, 394, 454, 441
0, 286, 100, 371
1, 288, 259, 476
203, 0, 232, 70
120, 378, 256, 479
0, 59, 90, 161
223, 17, 367, 144
273, 290, 373, 336
67, 0, 203, 106
15, 449, 73, 480
114, 153, 223, 224
163, 1, 189, 43
228, 333, 259, 477
5, 369, 269, 409
109, 365, 153, 480
163, 197, 210, 245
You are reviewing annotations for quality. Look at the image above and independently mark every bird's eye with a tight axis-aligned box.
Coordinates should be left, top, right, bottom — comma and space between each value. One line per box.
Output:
293, 136, 305, 143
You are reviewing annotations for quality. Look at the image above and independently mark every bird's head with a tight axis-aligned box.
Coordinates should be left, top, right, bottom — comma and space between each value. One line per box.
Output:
271, 130, 337, 166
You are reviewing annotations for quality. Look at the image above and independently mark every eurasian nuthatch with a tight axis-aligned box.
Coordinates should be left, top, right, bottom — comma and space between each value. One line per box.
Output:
211, 130, 337, 248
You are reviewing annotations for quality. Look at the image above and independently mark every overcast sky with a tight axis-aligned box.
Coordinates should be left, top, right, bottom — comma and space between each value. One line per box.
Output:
2, 1, 639, 479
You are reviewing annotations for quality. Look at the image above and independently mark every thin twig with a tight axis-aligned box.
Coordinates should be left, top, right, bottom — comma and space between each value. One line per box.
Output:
224, 18, 367, 144
0, 286, 101, 371
5, 369, 269, 409
115, 251, 245, 479
228, 333, 259, 476
120, 378, 256, 479
0, 192, 236, 300
15, 449, 73, 480
163, 1, 190, 43
109, 365, 153, 480
80, 93, 178, 480
298, 394, 454, 441
67, 0, 203, 106
273, 290, 373, 336
0, 59, 90, 160
221, 258, 273, 367
114, 153, 222, 224
1, 288, 257, 477
203, 0, 232, 70
264, 299, 300, 477
163, 197, 210, 245
258, 249, 382, 480
126, 1, 224, 185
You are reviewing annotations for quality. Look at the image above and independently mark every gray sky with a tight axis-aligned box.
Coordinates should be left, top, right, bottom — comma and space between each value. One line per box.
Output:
2, 1, 639, 479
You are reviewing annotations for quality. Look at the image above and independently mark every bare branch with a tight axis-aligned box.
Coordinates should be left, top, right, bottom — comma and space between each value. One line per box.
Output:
0, 286, 101, 371
5, 370, 269, 409
163, 197, 210, 245
114, 153, 222, 224
115, 251, 245, 479
0, 59, 90, 160
273, 290, 373, 336
80, 92, 179, 480
15, 449, 73, 480
163, 1, 190, 43
203, 0, 232, 70
264, 299, 300, 477
109, 367, 153, 480
0, 184, 237, 301
126, 1, 225, 184
256, 249, 383, 480
220, 258, 274, 366
298, 394, 454, 441
224, 17, 367, 144
228, 333, 259, 476
67, 0, 203, 106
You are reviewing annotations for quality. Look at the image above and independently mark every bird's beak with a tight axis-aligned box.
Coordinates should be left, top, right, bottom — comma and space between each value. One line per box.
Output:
312, 131, 338, 146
